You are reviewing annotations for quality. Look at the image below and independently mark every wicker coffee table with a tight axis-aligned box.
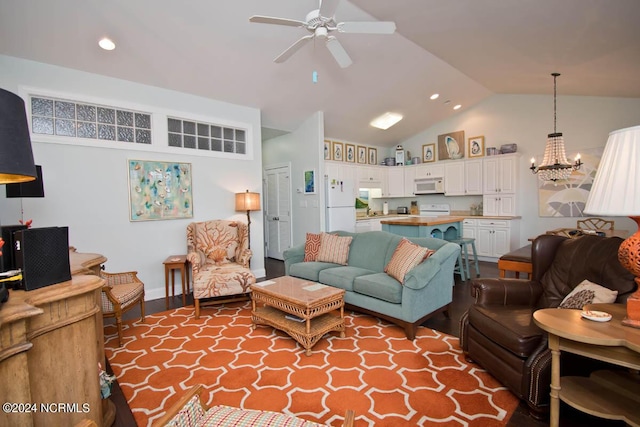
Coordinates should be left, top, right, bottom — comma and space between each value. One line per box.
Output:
251, 276, 345, 356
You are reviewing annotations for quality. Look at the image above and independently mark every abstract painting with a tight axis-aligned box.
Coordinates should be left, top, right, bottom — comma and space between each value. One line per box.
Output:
438, 130, 465, 160
537, 147, 603, 217
128, 160, 193, 221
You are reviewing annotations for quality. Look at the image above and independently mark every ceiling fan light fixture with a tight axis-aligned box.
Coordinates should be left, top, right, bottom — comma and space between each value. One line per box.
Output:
370, 112, 402, 130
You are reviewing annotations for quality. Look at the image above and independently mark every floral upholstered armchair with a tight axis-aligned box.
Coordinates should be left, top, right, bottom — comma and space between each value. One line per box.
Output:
187, 220, 256, 318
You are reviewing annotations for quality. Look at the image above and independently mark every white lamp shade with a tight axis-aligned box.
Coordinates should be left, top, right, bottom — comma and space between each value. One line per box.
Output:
584, 125, 640, 216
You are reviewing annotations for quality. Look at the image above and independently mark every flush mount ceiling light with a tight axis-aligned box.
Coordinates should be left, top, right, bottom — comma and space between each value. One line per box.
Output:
98, 37, 116, 51
370, 112, 403, 130
530, 73, 582, 182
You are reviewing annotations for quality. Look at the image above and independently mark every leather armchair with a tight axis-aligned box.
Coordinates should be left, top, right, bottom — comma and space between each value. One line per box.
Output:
459, 234, 637, 418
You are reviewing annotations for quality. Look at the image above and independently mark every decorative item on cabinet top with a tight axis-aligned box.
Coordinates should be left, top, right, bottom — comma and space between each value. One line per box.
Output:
468, 136, 484, 158
438, 130, 465, 160
422, 143, 435, 163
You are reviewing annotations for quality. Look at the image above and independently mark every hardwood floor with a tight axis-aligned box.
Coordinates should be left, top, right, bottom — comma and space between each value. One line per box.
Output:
108, 259, 624, 427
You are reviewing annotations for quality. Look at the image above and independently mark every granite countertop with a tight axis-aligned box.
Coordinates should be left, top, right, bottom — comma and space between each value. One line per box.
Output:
379, 215, 466, 226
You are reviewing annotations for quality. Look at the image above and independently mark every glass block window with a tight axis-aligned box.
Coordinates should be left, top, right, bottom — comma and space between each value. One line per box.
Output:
168, 117, 247, 154
30, 95, 152, 144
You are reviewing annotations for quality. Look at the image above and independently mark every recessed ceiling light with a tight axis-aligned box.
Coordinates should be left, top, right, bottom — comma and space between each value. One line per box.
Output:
370, 112, 403, 130
98, 37, 116, 51
430, 93, 439, 100
453, 104, 462, 110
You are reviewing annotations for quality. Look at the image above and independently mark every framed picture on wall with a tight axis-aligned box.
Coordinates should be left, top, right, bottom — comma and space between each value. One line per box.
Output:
437, 130, 465, 160
128, 160, 193, 222
333, 141, 344, 161
324, 140, 332, 160
422, 143, 435, 163
357, 145, 367, 164
468, 136, 485, 158
345, 144, 356, 163
304, 169, 316, 194
368, 147, 377, 165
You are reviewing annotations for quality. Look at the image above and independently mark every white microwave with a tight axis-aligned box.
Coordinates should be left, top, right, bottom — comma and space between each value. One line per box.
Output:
414, 177, 444, 194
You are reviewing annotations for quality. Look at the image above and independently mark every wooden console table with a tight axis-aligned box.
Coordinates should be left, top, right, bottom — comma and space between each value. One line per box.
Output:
0, 275, 115, 427
533, 303, 640, 427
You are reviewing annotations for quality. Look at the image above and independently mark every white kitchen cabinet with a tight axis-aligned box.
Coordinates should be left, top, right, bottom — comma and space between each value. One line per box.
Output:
462, 218, 478, 240
357, 165, 384, 188
325, 161, 357, 198
483, 154, 518, 194
483, 194, 517, 217
474, 218, 520, 260
404, 166, 416, 196
385, 167, 405, 197
464, 159, 483, 195
355, 219, 373, 233
414, 163, 444, 179
444, 161, 465, 196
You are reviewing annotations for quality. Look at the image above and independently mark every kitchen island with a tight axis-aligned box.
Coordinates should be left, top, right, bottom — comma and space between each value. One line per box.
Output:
381, 216, 465, 240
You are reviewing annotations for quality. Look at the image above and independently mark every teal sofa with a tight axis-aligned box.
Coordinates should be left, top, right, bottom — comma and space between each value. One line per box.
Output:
283, 230, 460, 340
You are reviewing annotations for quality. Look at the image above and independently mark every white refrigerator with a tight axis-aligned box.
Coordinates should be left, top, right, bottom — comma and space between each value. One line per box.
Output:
326, 178, 356, 232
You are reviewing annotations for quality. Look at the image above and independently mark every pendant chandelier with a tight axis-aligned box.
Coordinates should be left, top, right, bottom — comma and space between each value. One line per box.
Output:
530, 73, 582, 182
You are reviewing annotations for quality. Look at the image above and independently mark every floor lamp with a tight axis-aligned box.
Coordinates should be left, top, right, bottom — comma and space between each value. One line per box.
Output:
584, 125, 640, 328
0, 88, 39, 304
235, 190, 261, 250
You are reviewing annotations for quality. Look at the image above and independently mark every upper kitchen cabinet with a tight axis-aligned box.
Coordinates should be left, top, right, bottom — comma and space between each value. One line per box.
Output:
414, 163, 444, 179
357, 165, 384, 188
384, 167, 405, 197
444, 158, 483, 196
483, 154, 518, 194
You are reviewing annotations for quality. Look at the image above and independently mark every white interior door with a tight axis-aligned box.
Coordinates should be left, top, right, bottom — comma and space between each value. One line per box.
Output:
264, 165, 292, 260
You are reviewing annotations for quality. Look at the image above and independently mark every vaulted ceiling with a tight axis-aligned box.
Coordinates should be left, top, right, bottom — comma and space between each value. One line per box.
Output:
1, 0, 638, 146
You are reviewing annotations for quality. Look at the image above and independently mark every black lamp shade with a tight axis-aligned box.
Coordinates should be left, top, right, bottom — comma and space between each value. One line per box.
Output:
0, 88, 37, 184
6, 165, 44, 198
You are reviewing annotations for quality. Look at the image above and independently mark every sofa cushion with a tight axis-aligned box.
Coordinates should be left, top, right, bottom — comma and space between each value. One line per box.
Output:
559, 279, 618, 309
318, 266, 376, 292
342, 231, 401, 272
384, 238, 435, 283
353, 273, 403, 304
468, 305, 543, 357
316, 233, 353, 265
289, 261, 338, 282
303, 233, 322, 262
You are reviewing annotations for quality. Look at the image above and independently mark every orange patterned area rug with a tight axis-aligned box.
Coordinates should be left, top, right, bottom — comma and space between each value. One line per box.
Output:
104, 302, 518, 427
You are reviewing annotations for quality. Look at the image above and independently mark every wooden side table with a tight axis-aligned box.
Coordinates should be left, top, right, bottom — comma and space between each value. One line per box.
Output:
163, 255, 190, 309
533, 303, 640, 427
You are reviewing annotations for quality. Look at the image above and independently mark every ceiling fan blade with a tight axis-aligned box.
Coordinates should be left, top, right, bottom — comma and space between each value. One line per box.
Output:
326, 36, 352, 68
274, 35, 314, 63
249, 15, 306, 27
338, 21, 396, 34
319, 0, 340, 18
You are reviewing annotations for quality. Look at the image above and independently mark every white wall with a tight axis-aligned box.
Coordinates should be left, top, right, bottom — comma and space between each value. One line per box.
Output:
263, 111, 324, 247
0, 55, 265, 301
400, 94, 640, 245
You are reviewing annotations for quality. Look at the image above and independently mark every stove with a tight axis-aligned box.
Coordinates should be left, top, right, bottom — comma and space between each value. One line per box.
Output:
419, 203, 451, 217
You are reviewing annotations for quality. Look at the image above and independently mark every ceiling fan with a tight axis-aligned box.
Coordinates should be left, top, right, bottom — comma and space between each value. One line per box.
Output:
249, 0, 396, 68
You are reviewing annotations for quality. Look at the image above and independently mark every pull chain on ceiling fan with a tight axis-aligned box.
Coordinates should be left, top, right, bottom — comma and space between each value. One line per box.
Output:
249, 0, 396, 68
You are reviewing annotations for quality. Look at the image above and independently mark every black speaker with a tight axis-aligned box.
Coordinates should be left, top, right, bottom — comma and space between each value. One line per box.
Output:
14, 226, 71, 291
0, 224, 27, 272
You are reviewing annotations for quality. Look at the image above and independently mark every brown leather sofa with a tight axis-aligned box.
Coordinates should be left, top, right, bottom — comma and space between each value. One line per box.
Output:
459, 234, 637, 418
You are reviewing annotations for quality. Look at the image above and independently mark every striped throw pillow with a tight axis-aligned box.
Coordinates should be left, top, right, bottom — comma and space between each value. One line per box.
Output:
316, 233, 353, 265
385, 238, 435, 284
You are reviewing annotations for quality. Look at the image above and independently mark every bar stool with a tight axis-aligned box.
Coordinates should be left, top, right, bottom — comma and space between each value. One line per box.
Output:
448, 237, 480, 281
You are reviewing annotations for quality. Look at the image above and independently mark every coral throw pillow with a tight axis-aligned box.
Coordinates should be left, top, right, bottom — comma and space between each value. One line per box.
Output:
559, 279, 618, 309
316, 233, 353, 265
385, 238, 435, 284
303, 233, 322, 262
